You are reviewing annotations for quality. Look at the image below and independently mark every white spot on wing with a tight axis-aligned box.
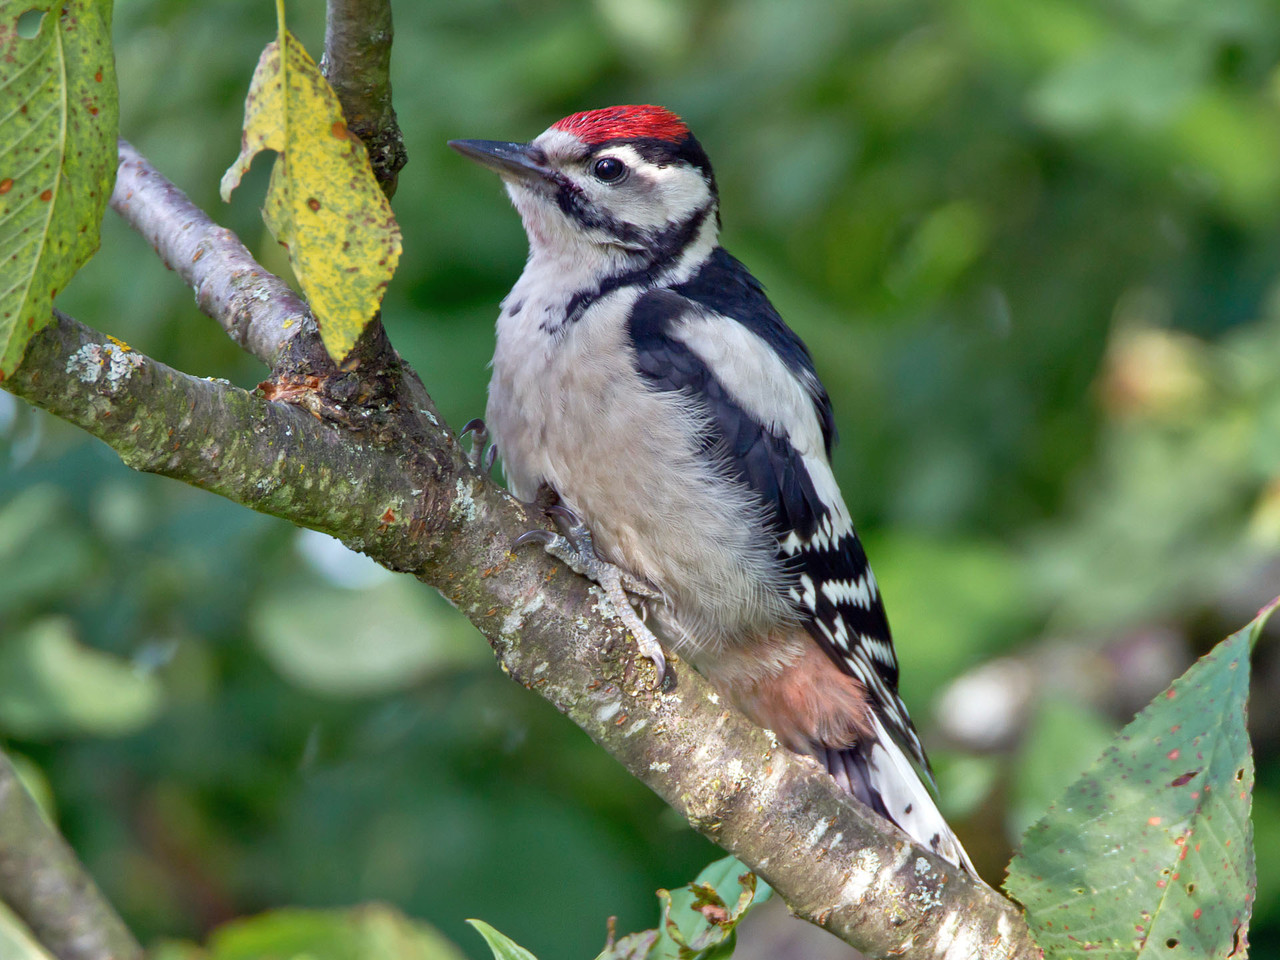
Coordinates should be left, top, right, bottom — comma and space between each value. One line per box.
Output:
796, 573, 817, 611
858, 632, 898, 669
844, 654, 872, 687
832, 613, 850, 648
821, 574, 876, 609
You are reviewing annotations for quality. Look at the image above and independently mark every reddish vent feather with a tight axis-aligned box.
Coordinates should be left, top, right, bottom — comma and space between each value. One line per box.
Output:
552, 105, 690, 145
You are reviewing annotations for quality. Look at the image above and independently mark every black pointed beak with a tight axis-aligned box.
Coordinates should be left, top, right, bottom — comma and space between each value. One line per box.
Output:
448, 139, 553, 183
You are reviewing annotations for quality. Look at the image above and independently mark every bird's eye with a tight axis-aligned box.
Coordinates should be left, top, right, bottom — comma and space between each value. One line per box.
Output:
592, 157, 627, 183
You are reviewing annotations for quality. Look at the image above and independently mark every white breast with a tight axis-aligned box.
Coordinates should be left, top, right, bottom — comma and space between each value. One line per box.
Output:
486, 280, 794, 651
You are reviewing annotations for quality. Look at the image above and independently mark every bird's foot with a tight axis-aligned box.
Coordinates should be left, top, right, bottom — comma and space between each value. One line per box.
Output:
524, 505, 661, 599
514, 503, 667, 684
460, 417, 497, 473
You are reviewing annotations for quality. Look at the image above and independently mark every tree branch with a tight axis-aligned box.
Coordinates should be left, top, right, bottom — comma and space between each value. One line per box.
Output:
320, 0, 407, 196
3, 142, 1041, 959
110, 139, 308, 367
110, 139, 412, 426
0, 751, 142, 960
6, 311, 434, 545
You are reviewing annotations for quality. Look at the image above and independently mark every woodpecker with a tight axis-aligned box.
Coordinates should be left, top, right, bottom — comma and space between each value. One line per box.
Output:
450, 105, 977, 876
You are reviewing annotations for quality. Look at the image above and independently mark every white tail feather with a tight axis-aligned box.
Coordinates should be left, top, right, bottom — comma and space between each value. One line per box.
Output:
863, 712, 979, 877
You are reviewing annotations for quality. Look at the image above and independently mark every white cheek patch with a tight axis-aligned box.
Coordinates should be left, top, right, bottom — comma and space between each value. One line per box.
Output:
616, 168, 711, 230
643, 164, 712, 223
518, 127, 715, 257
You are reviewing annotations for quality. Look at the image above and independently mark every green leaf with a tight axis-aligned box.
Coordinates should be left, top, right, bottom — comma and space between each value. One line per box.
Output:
220, 0, 401, 362
206, 904, 469, 960
649, 856, 772, 960
1006, 598, 1274, 959
0, 617, 163, 737
467, 919, 541, 960
594, 930, 659, 960
0, 0, 117, 376
1009, 697, 1115, 841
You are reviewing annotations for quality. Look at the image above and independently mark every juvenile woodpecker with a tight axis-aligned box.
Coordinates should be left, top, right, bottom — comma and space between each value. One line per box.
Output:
450, 105, 977, 875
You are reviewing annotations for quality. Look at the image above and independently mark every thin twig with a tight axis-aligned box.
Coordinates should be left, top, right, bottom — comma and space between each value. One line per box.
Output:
110, 139, 309, 367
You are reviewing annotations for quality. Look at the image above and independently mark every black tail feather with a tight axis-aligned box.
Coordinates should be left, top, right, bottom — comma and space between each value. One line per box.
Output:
821, 745, 890, 821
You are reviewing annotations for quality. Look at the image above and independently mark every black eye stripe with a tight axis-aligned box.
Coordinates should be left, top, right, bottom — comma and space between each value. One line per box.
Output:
592, 157, 627, 182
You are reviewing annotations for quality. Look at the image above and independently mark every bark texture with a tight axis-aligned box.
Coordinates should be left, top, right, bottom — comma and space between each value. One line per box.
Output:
320, 0, 407, 195
111, 139, 308, 366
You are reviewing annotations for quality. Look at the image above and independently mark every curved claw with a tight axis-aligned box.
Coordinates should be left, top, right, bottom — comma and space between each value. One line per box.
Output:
513, 529, 556, 550
460, 418, 495, 472
514, 508, 669, 691
542, 505, 662, 601
546, 502, 582, 526
546, 504, 589, 544
539, 503, 586, 555
645, 646, 669, 687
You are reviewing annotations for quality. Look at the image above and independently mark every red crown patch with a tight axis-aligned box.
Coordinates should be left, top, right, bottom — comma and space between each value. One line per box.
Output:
552, 105, 690, 146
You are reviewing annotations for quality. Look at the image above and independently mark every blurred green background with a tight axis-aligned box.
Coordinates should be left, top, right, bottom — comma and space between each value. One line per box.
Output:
3, 0, 1280, 956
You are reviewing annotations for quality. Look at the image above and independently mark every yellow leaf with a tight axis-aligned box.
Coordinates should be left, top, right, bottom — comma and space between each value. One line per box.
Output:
220, 5, 400, 362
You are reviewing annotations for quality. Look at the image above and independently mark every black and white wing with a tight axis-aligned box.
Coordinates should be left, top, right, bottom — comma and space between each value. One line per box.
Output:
626, 248, 982, 874
627, 247, 926, 769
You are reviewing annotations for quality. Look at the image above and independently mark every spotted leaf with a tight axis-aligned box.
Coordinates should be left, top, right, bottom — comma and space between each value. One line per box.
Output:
1005, 597, 1275, 958
220, 0, 400, 362
0, 0, 116, 375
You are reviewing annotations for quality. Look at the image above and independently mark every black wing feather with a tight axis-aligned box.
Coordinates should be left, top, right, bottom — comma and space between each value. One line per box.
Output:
629, 288, 824, 540
626, 250, 933, 767
672, 247, 836, 456
626, 266, 917, 752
